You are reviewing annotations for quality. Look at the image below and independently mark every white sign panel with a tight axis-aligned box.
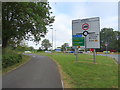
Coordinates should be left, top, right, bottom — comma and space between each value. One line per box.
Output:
72, 17, 100, 48
86, 33, 100, 48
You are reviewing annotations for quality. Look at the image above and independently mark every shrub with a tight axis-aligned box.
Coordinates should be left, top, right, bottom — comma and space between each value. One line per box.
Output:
2, 54, 22, 68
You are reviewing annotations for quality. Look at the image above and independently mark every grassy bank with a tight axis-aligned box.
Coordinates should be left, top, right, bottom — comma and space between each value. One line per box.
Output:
37, 53, 118, 88
2, 55, 31, 75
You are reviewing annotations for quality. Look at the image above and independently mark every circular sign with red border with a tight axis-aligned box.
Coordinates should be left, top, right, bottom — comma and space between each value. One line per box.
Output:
82, 23, 89, 30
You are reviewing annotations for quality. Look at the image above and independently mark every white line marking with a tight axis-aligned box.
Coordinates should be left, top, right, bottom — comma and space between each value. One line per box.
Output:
61, 80, 64, 89
33, 56, 36, 57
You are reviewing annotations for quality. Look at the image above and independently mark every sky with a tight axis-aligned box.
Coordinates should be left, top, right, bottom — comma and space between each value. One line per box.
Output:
28, 1, 119, 49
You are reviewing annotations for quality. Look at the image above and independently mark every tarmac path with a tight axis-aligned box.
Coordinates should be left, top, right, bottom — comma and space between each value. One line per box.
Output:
2, 54, 62, 88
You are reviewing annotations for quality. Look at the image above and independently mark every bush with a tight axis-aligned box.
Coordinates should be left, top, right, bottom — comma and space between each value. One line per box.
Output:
2, 54, 22, 68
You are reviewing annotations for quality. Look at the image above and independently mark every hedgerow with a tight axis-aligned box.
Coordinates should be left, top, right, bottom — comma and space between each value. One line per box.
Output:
2, 54, 22, 68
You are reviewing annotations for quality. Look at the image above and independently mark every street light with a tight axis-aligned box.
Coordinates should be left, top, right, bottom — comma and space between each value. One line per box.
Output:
55, 30, 56, 50
50, 28, 53, 51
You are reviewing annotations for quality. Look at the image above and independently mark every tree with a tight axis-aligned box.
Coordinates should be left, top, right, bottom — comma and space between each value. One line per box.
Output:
41, 39, 51, 50
2, 2, 55, 48
114, 31, 120, 52
100, 28, 118, 51
37, 47, 43, 52
61, 43, 69, 51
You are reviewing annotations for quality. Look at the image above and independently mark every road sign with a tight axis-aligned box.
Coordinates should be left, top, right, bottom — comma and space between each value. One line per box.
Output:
72, 37, 84, 46
72, 17, 100, 48
72, 35, 82, 37
86, 33, 100, 48
83, 31, 89, 36
82, 23, 89, 30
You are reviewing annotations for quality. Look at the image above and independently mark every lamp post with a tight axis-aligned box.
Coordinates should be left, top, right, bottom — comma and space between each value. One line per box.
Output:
50, 28, 53, 51
55, 30, 56, 50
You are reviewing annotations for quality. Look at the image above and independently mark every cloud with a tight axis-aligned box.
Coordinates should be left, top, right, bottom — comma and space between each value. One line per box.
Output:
48, 0, 119, 2
27, 2, 118, 49
46, 13, 73, 48
101, 16, 118, 30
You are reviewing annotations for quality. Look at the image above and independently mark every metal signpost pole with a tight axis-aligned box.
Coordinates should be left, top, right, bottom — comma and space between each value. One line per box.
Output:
106, 45, 107, 57
105, 43, 108, 57
93, 49, 96, 64
75, 47, 78, 62
85, 36, 86, 53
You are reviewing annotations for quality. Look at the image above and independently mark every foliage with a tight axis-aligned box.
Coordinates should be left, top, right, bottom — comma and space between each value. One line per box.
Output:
61, 43, 69, 51
5, 45, 35, 52
37, 47, 43, 52
3, 55, 31, 75
15, 45, 34, 52
2, 2, 55, 48
41, 39, 51, 50
2, 47, 22, 68
3, 53, 22, 68
100, 28, 119, 51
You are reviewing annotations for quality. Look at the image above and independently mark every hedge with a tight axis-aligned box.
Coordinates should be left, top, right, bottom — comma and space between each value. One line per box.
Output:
2, 54, 22, 68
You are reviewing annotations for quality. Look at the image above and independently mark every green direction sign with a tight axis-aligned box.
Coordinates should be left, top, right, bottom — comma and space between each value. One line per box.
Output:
72, 37, 84, 46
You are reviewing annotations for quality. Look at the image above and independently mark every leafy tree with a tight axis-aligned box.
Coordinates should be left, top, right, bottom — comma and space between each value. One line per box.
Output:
28, 46, 34, 51
41, 39, 51, 50
37, 47, 43, 52
61, 43, 69, 51
100, 28, 120, 51
2, 2, 55, 48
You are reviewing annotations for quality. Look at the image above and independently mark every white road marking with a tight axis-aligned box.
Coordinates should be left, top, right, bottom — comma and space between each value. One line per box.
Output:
61, 80, 64, 89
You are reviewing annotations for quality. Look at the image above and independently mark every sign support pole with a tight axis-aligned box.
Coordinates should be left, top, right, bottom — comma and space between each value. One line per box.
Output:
84, 36, 86, 52
76, 48, 78, 62
75, 47, 78, 62
105, 43, 108, 58
93, 49, 96, 64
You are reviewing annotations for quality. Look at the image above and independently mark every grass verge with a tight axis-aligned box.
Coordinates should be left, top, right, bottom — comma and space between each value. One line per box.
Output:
36, 53, 118, 88
2, 55, 32, 75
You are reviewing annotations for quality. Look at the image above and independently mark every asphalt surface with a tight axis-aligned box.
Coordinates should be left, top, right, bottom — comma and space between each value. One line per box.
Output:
2, 54, 62, 88
96, 54, 120, 64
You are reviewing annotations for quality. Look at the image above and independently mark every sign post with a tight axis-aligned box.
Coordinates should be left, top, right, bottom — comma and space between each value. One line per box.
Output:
105, 43, 108, 57
74, 47, 78, 62
72, 17, 100, 63
93, 49, 96, 64
72, 35, 84, 62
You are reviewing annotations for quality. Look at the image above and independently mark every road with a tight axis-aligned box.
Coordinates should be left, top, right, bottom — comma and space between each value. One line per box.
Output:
96, 54, 120, 64
2, 54, 63, 88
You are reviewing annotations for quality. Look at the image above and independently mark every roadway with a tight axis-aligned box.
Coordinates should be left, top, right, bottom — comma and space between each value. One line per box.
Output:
2, 54, 63, 88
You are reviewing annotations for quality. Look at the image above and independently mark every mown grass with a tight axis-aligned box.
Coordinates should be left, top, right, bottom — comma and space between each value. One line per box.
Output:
36, 53, 118, 88
2, 55, 32, 75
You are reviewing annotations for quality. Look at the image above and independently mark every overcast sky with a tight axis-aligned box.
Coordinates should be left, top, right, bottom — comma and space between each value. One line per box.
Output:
28, 0, 119, 49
